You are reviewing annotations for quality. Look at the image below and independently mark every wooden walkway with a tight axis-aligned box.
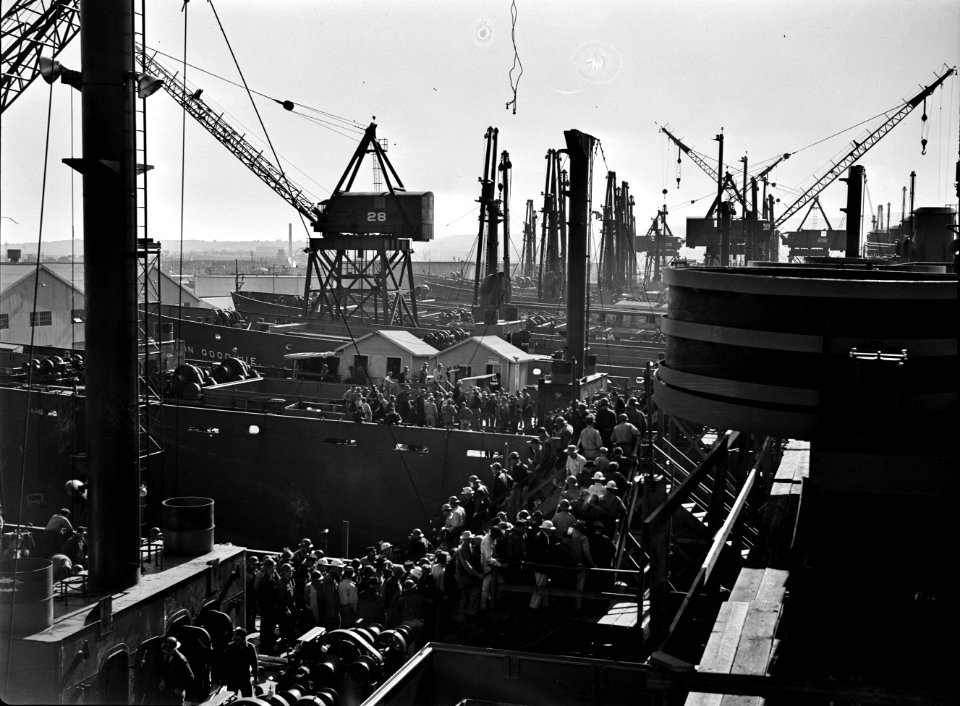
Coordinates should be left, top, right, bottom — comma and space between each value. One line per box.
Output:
684, 440, 808, 706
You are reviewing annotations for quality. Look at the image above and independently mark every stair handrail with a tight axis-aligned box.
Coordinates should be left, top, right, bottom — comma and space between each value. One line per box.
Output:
652, 436, 775, 660
613, 477, 643, 573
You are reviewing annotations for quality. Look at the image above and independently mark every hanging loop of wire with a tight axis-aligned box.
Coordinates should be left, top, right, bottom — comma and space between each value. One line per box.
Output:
505, 0, 523, 114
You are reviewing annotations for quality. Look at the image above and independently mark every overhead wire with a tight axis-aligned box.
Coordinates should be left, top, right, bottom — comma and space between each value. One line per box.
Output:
145, 45, 365, 136
329, 291, 433, 525
70, 88, 76, 352
5, 80, 55, 683
172, 0, 191, 498
207, 0, 313, 240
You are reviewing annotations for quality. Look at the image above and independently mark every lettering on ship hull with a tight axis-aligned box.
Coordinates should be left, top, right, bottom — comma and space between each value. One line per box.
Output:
183, 345, 258, 365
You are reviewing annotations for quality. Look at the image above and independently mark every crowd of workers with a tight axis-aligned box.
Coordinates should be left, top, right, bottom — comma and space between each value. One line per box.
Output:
340, 364, 537, 433
150, 389, 651, 702
246, 389, 648, 666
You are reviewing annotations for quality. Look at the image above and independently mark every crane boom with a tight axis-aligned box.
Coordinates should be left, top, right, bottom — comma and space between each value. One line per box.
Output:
1, 0, 79, 113
756, 153, 791, 181
139, 50, 320, 223
660, 125, 743, 205
774, 66, 956, 229
2, 1, 321, 223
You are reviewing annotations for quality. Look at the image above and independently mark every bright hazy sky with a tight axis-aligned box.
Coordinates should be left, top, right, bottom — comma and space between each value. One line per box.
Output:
1, 0, 958, 259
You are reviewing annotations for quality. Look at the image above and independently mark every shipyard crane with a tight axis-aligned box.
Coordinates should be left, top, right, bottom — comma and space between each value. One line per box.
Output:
0, 0, 79, 113
598, 173, 638, 293
3, 2, 322, 227
598, 171, 618, 291
306, 122, 432, 326
518, 199, 537, 279
774, 66, 956, 229
661, 125, 744, 208
538, 149, 566, 302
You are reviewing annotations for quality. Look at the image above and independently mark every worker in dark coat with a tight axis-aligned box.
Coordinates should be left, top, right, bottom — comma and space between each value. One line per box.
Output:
594, 399, 617, 448
158, 636, 194, 705
222, 627, 259, 698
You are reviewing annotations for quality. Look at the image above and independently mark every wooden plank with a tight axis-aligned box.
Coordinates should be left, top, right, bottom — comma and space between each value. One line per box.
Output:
729, 569, 764, 602
699, 601, 750, 673
685, 691, 724, 706
755, 569, 789, 605
731, 603, 780, 675
686, 602, 750, 706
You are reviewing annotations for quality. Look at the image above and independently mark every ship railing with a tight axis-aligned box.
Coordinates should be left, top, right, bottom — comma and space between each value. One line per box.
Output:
491, 561, 646, 613
652, 430, 764, 554
612, 473, 644, 575
642, 435, 779, 659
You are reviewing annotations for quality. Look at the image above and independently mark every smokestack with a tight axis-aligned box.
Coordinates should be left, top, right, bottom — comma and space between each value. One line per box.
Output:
840, 165, 865, 258
563, 129, 597, 382
288, 223, 293, 259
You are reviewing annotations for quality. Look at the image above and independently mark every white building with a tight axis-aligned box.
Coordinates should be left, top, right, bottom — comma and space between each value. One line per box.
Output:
436, 335, 551, 393
333, 329, 439, 383
0, 264, 86, 348
0, 262, 208, 349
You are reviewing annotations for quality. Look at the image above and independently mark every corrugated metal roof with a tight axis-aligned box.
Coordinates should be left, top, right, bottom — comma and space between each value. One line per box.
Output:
334, 329, 440, 356
441, 335, 548, 362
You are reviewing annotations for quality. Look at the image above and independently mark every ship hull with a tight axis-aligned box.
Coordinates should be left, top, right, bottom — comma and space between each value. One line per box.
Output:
0, 384, 532, 553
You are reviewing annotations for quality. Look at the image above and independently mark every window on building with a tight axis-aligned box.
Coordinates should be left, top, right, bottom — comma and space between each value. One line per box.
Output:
0, 313, 8, 330
352, 355, 368, 382
71, 309, 85, 323
30, 311, 52, 327
386, 356, 402, 377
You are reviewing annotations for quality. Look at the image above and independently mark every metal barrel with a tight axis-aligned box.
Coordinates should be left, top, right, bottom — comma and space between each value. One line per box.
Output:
0, 558, 54, 636
162, 497, 215, 555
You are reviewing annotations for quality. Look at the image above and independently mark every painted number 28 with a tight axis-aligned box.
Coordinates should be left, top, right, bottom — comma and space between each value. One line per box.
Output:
367, 212, 387, 222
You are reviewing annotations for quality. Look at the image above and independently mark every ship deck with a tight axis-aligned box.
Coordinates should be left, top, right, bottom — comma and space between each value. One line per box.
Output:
683, 440, 807, 705
33, 543, 244, 642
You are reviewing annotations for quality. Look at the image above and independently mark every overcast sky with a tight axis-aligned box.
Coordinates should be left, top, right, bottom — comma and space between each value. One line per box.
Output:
1, 0, 958, 260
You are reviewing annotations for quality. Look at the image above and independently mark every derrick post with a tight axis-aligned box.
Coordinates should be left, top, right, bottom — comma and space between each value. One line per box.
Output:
78, 0, 141, 591
719, 200, 732, 267
749, 177, 759, 262
840, 165, 865, 258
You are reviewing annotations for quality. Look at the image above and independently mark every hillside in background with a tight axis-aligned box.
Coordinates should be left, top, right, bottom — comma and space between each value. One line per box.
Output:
2, 232, 711, 263
3, 235, 482, 262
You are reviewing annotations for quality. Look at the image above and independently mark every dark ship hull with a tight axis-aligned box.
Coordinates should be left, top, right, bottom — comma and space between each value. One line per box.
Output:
0, 382, 532, 552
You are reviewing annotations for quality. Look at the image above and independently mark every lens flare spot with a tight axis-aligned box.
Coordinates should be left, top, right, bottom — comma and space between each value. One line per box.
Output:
573, 42, 621, 83
476, 20, 493, 43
